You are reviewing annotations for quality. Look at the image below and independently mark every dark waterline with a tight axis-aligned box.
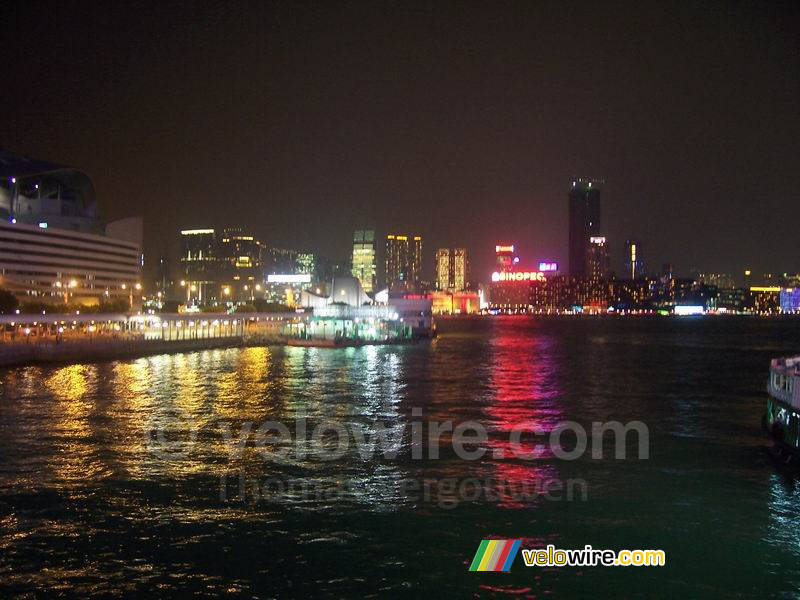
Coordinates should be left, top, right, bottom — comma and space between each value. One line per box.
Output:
1, 316, 799, 598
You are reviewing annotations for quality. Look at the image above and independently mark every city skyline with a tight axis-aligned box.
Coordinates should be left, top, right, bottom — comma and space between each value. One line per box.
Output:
1, 2, 799, 281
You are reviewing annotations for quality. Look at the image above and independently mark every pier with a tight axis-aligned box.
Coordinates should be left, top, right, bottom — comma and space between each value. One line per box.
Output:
0, 312, 303, 366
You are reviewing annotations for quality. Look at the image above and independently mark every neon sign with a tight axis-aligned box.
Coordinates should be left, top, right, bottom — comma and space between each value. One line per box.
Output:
491, 271, 546, 282
495, 245, 515, 253
538, 262, 558, 272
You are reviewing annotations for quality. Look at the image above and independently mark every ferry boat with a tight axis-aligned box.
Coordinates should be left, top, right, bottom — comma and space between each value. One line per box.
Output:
764, 355, 800, 455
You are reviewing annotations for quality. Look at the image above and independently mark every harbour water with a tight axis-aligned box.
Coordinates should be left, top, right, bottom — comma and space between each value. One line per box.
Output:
1, 316, 800, 597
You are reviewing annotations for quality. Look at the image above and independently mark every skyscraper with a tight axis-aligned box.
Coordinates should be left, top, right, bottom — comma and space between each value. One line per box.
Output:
625, 239, 644, 279
218, 228, 265, 297
585, 236, 610, 305
180, 228, 217, 304
452, 248, 468, 291
568, 179, 602, 278
296, 252, 316, 277
435, 249, 450, 291
435, 248, 469, 292
351, 230, 376, 292
586, 236, 610, 284
386, 234, 422, 291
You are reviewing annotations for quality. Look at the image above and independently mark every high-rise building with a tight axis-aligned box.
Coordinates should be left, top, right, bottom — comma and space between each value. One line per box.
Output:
385, 234, 422, 291
586, 237, 609, 282
568, 179, 602, 278
452, 248, 468, 291
435, 249, 450, 291
351, 230, 376, 292
625, 239, 644, 279
180, 229, 217, 304
267, 247, 297, 275
495, 244, 515, 272
156, 256, 172, 294
435, 248, 469, 292
218, 228, 265, 298
296, 252, 316, 277
584, 236, 609, 305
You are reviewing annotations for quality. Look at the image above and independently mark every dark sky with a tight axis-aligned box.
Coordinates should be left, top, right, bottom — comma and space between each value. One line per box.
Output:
2, 0, 799, 283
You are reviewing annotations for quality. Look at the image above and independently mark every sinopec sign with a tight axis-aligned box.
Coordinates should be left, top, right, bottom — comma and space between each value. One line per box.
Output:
491, 271, 546, 282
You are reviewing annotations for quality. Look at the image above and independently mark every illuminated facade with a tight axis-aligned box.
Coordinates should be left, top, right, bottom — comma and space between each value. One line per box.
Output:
351, 230, 376, 292
218, 227, 266, 300
781, 288, 800, 313
584, 237, 609, 306
428, 291, 479, 314
436, 248, 469, 291
587, 236, 609, 279
750, 287, 781, 314
697, 273, 735, 289
385, 234, 422, 291
625, 239, 644, 279
495, 244, 515, 272
568, 179, 602, 277
296, 252, 316, 278
435, 249, 450, 290
0, 150, 143, 307
180, 229, 218, 304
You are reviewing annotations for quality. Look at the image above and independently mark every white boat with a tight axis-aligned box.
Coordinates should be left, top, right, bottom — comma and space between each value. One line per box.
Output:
765, 356, 800, 452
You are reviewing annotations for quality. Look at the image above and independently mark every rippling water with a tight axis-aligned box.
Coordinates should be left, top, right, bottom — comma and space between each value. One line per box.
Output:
1, 316, 800, 597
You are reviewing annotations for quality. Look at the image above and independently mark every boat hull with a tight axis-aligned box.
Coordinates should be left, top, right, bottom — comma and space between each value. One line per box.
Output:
764, 395, 800, 455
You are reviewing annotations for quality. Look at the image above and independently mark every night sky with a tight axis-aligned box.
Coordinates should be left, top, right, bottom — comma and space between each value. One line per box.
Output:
2, 1, 799, 283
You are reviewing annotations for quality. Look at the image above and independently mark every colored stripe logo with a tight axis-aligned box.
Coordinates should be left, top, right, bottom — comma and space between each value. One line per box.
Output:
469, 539, 521, 571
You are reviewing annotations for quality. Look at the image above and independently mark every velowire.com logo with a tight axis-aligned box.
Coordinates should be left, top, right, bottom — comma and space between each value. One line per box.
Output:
469, 539, 521, 572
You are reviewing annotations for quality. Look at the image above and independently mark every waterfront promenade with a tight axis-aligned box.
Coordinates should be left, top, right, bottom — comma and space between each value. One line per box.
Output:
0, 312, 298, 367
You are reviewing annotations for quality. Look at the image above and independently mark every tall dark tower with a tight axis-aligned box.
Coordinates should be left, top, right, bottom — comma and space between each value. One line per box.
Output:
568, 179, 602, 278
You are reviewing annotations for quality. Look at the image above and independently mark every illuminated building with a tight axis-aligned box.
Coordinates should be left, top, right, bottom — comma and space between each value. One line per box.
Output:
528, 275, 571, 312
625, 240, 644, 279
268, 247, 297, 275
265, 273, 313, 307
495, 244, 515, 272
488, 267, 550, 312
583, 236, 609, 306
180, 229, 218, 304
435, 249, 450, 290
429, 290, 480, 314
568, 179, 602, 277
749, 286, 781, 314
453, 248, 468, 291
295, 276, 434, 343
718, 287, 746, 312
697, 273, 735, 290
436, 248, 469, 291
351, 230, 376, 292
781, 288, 800, 313
609, 278, 654, 311
385, 234, 422, 291
296, 252, 316, 278
0, 150, 143, 307
218, 227, 266, 300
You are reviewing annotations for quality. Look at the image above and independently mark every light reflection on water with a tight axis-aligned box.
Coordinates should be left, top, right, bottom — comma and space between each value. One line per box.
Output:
1, 317, 800, 596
